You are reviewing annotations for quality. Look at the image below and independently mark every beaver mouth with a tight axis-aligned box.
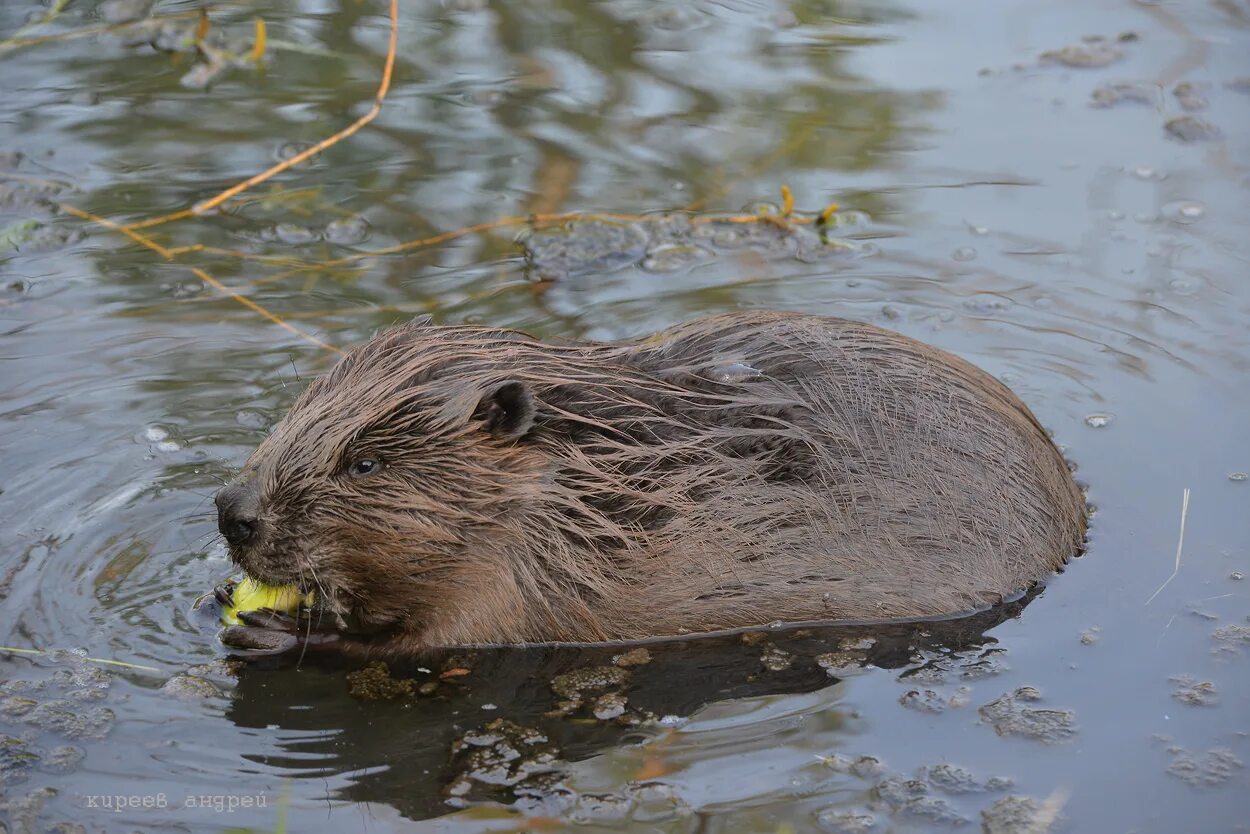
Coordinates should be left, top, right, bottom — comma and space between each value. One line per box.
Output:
228, 545, 314, 592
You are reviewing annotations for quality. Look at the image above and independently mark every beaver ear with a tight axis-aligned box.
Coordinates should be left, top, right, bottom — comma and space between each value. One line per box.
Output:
474, 381, 536, 439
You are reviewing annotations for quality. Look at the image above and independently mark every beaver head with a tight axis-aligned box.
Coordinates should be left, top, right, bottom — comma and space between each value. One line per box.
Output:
215, 322, 577, 639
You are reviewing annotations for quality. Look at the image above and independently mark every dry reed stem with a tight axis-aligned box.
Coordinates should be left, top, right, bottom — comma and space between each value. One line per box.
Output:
59, 203, 339, 352
124, 0, 399, 232
1145, 487, 1191, 605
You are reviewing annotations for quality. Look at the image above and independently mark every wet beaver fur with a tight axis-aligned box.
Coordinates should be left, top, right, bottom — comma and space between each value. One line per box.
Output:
215, 311, 1086, 656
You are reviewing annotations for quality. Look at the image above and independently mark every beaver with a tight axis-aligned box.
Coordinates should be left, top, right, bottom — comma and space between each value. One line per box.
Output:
214, 311, 1086, 656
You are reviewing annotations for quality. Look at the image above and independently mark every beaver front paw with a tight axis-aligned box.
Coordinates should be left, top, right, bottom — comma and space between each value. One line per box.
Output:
219, 608, 343, 656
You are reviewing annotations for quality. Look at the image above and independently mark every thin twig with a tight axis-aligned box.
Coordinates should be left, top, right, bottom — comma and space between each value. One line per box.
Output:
1146, 487, 1191, 605
59, 203, 339, 353
124, 0, 400, 231
0, 646, 160, 673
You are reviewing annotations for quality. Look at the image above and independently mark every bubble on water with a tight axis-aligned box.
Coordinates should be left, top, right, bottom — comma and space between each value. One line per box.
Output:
963, 294, 1012, 313
1232, 572, 1245, 581
143, 426, 169, 443
1084, 413, 1113, 428
274, 223, 320, 245
1229, 472, 1248, 482
1161, 200, 1205, 224
324, 216, 370, 245
969, 224, 990, 236
1131, 165, 1166, 181
640, 243, 711, 273
276, 141, 315, 162
156, 440, 181, 453
952, 247, 977, 261
1168, 277, 1200, 296
1106, 210, 1125, 221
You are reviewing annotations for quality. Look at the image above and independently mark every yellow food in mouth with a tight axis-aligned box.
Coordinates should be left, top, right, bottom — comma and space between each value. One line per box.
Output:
220, 577, 314, 626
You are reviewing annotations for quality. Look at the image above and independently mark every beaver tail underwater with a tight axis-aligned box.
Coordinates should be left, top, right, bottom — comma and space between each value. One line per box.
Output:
215, 311, 1086, 655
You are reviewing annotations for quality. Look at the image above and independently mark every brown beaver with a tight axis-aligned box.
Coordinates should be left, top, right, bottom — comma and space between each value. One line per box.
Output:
214, 311, 1086, 656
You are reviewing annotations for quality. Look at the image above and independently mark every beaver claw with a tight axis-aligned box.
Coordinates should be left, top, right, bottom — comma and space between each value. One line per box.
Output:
212, 581, 235, 607
219, 608, 342, 656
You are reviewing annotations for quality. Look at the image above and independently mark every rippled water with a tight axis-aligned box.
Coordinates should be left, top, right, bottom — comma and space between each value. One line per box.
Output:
2, 0, 1247, 831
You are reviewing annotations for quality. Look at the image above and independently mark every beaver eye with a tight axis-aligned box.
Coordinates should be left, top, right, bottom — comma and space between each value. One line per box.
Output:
346, 457, 381, 478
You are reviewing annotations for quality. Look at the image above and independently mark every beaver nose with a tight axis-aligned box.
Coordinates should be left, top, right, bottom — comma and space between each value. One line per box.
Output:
215, 482, 260, 548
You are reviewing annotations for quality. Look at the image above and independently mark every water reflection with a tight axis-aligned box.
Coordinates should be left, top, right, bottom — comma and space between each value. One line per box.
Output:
223, 602, 1027, 822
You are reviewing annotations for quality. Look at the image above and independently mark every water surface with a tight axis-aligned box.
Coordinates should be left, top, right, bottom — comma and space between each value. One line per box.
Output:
1, 0, 1247, 831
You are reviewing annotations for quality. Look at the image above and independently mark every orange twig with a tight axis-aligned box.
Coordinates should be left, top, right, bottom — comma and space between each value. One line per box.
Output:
59, 203, 339, 353
124, 0, 399, 232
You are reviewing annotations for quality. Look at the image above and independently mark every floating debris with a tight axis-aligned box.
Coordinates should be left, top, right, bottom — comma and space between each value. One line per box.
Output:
549, 665, 631, 718
346, 661, 416, 701
922, 763, 1012, 794
873, 775, 969, 825
1172, 82, 1209, 111
612, 647, 651, 668
1166, 747, 1243, 787
1041, 41, 1123, 68
324, 215, 370, 245
1169, 675, 1218, 706
523, 220, 649, 281
1090, 81, 1158, 108
979, 687, 1077, 743
983, 794, 1064, 834
1164, 116, 1222, 142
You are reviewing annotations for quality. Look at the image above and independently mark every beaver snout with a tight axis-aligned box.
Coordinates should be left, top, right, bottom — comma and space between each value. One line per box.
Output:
215, 481, 261, 548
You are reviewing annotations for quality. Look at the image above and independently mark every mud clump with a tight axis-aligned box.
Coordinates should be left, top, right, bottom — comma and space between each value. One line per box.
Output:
978, 687, 1076, 743
1169, 675, 1219, 706
873, 776, 968, 825
818, 753, 884, 779
1165, 747, 1243, 787
521, 206, 867, 281
922, 763, 1012, 794
346, 661, 416, 701
0, 654, 115, 742
1089, 82, 1157, 108
1172, 82, 1209, 111
591, 692, 628, 720
524, 220, 650, 280
1211, 622, 1250, 655
1041, 41, 1123, 68
898, 647, 1008, 686
549, 666, 631, 718
982, 794, 1063, 834
446, 719, 562, 807
760, 644, 795, 671
815, 808, 877, 833
899, 686, 970, 714
612, 647, 651, 668
1164, 116, 1222, 142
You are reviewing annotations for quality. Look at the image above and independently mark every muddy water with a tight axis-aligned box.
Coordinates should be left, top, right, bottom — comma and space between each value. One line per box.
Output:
1, 0, 1247, 831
